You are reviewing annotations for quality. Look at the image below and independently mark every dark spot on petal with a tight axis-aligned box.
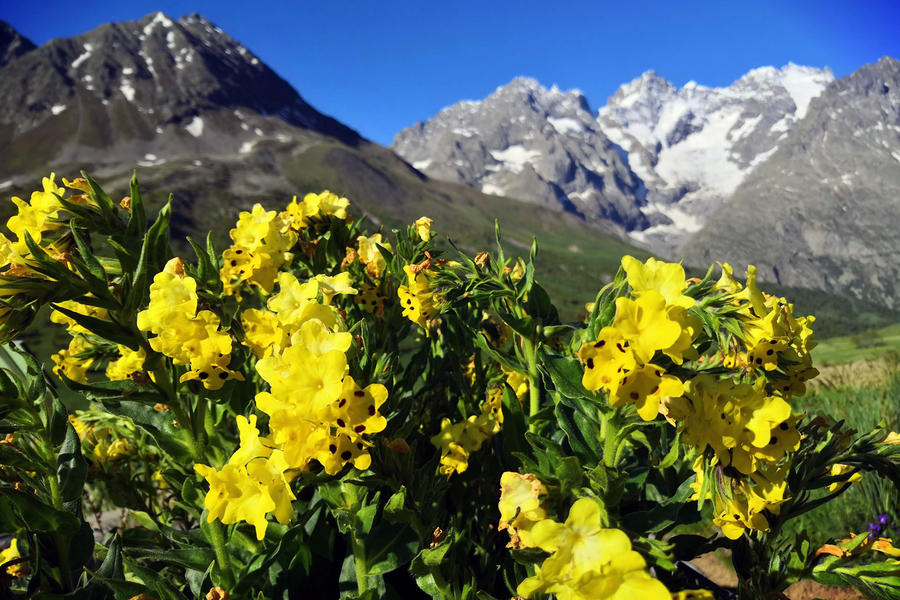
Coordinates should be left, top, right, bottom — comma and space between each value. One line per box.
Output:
230, 260, 237, 267
368, 405, 376, 416
780, 422, 789, 431
336, 419, 346, 428
357, 443, 363, 450
766, 349, 774, 356
338, 399, 347, 408
341, 451, 352, 460
755, 358, 763, 364
650, 386, 659, 394
199, 372, 209, 380
219, 372, 228, 379
586, 358, 595, 369
354, 390, 365, 397
630, 391, 639, 400
354, 425, 365, 433
770, 436, 778, 445
594, 340, 606, 348
329, 444, 337, 454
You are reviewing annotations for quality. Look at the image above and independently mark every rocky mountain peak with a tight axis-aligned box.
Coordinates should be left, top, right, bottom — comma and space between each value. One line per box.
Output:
391, 77, 648, 233
0, 20, 36, 69
0, 12, 359, 180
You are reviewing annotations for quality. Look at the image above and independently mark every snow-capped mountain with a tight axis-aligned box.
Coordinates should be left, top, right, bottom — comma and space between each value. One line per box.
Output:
393, 65, 834, 254
391, 78, 649, 234
598, 64, 834, 252
684, 57, 900, 308
0, 12, 359, 180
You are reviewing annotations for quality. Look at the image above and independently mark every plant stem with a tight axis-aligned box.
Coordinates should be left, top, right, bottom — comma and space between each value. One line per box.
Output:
195, 388, 208, 456
352, 536, 369, 595
208, 518, 236, 591
604, 409, 621, 468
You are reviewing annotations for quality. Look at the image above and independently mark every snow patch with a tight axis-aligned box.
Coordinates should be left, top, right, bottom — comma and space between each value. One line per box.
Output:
481, 183, 506, 196
489, 145, 541, 175
71, 44, 93, 69
239, 141, 257, 154
119, 80, 136, 101
412, 159, 432, 170
451, 127, 478, 137
251, 58, 259, 65
122, 67, 134, 75
276, 134, 291, 143
892, 151, 900, 164
50, 105, 67, 115
240, 123, 249, 131
254, 127, 263, 136
547, 116, 583, 135
730, 114, 762, 140
630, 203, 704, 242
144, 154, 157, 160
185, 116, 204, 137
193, 160, 202, 166
166, 31, 176, 50
144, 12, 173, 36
0, 181, 13, 190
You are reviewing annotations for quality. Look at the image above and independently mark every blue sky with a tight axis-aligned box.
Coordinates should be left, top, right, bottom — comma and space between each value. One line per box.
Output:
4, 0, 899, 145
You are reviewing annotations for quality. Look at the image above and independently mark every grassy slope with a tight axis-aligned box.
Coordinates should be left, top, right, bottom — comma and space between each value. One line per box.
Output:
813, 323, 900, 365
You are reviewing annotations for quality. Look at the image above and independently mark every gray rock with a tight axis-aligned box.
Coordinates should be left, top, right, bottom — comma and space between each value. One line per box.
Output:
0, 20, 35, 69
391, 78, 648, 236
0, 12, 360, 181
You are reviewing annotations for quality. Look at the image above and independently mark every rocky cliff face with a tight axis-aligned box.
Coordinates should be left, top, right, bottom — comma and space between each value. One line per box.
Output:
597, 64, 834, 253
392, 78, 648, 235
0, 20, 35, 68
0, 12, 359, 181
392, 66, 834, 252
682, 57, 900, 308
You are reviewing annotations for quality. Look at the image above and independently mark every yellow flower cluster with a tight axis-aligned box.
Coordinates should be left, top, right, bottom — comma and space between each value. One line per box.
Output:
498, 490, 669, 600
105, 345, 147, 381
51, 335, 94, 384
717, 264, 819, 395
0, 175, 92, 329
578, 256, 699, 421
196, 270, 390, 539
430, 389, 503, 477
221, 204, 298, 297
398, 265, 438, 334
137, 258, 244, 390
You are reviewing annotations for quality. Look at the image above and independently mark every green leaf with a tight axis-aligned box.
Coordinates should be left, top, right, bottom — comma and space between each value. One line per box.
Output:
50, 304, 139, 350
500, 382, 528, 468
2, 487, 80, 534
99, 401, 190, 461
70, 226, 110, 293
541, 352, 591, 400
364, 522, 419, 576
128, 510, 160, 533
59, 376, 165, 405
383, 487, 416, 524
8, 343, 46, 403
126, 172, 148, 239
126, 548, 216, 572
57, 422, 88, 503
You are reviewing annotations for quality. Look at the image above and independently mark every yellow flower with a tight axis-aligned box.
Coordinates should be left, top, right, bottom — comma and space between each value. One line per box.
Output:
612, 291, 683, 364
314, 432, 373, 475
285, 194, 319, 229
712, 481, 770, 539
578, 327, 637, 392
0, 538, 28, 577
828, 464, 862, 493
357, 234, 391, 278
314, 273, 358, 305
194, 450, 295, 541
355, 283, 384, 314
608, 364, 683, 421
315, 191, 350, 219
267, 272, 336, 330
414, 217, 434, 242
398, 266, 438, 334
325, 376, 388, 437
503, 367, 529, 403
430, 418, 488, 477
180, 357, 245, 391
136, 258, 198, 334
230, 204, 277, 250
671, 591, 716, 600
52, 336, 94, 383
498, 472, 547, 548
257, 345, 346, 419
106, 345, 146, 381
241, 308, 289, 358
149, 311, 232, 366
518, 498, 669, 600
882, 432, 900, 445
621, 255, 694, 309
